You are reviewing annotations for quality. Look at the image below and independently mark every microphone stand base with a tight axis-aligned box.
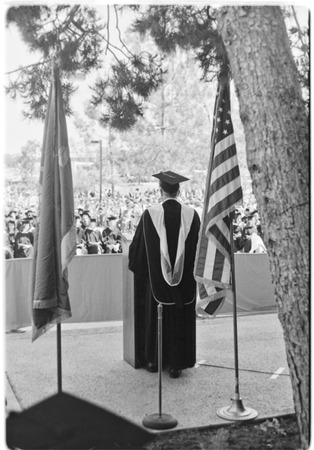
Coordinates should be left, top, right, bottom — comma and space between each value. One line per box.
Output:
143, 413, 178, 430
217, 397, 258, 421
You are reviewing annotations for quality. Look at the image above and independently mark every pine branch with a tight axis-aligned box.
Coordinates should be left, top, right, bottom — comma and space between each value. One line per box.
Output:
5, 59, 51, 75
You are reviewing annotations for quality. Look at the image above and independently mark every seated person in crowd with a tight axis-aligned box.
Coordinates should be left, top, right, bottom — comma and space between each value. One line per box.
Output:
243, 225, 267, 254
102, 215, 123, 253
82, 212, 104, 255
14, 219, 34, 258
6, 219, 16, 255
76, 214, 86, 255
77, 207, 84, 218
7, 210, 19, 223
233, 225, 245, 252
96, 206, 107, 227
27, 214, 37, 237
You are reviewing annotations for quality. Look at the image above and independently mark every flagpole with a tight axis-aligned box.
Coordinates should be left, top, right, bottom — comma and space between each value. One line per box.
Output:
230, 215, 240, 398
142, 304, 178, 430
57, 323, 62, 393
217, 212, 258, 421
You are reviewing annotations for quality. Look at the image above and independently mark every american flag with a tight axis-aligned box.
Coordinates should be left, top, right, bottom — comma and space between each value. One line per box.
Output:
194, 79, 242, 316
31, 64, 76, 341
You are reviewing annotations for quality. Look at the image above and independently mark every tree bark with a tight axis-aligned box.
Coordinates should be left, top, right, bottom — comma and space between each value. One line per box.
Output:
217, 6, 309, 448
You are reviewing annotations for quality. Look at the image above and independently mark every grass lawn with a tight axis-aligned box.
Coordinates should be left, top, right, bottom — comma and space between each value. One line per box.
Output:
146, 414, 300, 450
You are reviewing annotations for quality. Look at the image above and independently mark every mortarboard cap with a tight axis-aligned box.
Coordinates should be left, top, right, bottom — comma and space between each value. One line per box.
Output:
153, 170, 189, 185
90, 218, 97, 223
153, 170, 189, 194
6, 391, 155, 449
107, 215, 117, 221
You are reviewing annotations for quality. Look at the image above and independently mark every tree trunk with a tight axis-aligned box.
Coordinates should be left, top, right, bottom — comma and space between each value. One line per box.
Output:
217, 6, 309, 448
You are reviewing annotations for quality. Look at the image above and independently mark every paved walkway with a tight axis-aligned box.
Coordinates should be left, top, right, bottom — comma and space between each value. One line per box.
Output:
5, 313, 294, 433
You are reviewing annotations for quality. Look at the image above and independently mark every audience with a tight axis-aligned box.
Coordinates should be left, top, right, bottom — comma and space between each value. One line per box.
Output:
4, 187, 267, 258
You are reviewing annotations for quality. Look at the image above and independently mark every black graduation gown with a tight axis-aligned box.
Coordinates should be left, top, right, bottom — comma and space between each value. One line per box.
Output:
128, 199, 200, 370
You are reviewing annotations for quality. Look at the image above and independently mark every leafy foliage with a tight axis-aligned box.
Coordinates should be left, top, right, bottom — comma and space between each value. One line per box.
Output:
5, 5, 227, 128
5, 5, 309, 128
132, 5, 227, 79
6, 62, 76, 119
285, 7, 309, 110
71, 50, 216, 189
6, 5, 104, 120
90, 53, 163, 130
17, 139, 41, 184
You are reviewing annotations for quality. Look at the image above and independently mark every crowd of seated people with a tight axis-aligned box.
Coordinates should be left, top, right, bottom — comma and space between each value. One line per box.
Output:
4, 186, 266, 258
4, 209, 36, 259
233, 208, 267, 254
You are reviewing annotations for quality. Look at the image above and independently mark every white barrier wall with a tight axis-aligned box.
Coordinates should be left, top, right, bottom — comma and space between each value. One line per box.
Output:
5, 252, 275, 332
6, 253, 129, 331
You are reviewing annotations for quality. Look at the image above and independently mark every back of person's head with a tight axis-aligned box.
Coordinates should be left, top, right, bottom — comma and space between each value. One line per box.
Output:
153, 171, 189, 198
160, 181, 180, 197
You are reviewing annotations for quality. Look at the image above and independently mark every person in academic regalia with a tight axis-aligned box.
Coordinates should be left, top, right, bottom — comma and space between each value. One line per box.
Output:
128, 171, 200, 378
243, 225, 267, 254
102, 216, 123, 253
14, 219, 34, 258
81, 212, 104, 255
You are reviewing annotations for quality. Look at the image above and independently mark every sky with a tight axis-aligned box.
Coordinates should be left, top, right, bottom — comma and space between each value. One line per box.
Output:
1, 3, 311, 156
4, 26, 47, 154
3, 6, 105, 155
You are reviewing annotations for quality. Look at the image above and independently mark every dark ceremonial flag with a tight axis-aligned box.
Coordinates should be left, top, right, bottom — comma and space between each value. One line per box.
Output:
31, 63, 76, 341
194, 78, 242, 316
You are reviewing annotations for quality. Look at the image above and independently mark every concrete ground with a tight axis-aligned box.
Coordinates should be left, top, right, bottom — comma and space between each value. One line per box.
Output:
5, 312, 294, 434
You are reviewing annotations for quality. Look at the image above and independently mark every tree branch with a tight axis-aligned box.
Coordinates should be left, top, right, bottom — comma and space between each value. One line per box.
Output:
105, 5, 110, 56
291, 6, 308, 56
114, 5, 135, 59
58, 5, 81, 35
5, 59, 51, 75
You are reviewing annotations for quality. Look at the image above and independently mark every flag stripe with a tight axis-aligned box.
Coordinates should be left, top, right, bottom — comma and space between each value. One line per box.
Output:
205, 298, 224, 315
212, 249, 224, 282
212, 134, 235, 160
208, 225, 230, 258
207, 188, 243, 225
207, 178, 241, 216
212, 143, 237, 173
210, 163, 240, 195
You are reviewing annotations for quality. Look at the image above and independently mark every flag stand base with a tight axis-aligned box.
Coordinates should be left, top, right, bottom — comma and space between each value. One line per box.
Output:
143, 413, 178, 430
217, 397, 258, 421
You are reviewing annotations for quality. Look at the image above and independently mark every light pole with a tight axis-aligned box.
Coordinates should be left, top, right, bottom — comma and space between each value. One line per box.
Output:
91, 139, 103, 204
